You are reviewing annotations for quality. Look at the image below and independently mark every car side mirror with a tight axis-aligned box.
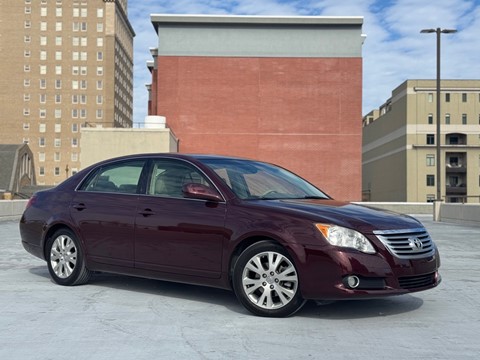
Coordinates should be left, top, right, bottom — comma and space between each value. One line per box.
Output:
182, 183, 223, 202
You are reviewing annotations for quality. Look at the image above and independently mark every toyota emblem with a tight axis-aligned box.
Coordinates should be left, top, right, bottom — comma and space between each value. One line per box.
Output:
409, 237, 423, 251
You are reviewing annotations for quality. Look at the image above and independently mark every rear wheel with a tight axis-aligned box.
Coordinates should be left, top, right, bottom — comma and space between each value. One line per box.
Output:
232, 241, 305, 317
46, 229, 91, 286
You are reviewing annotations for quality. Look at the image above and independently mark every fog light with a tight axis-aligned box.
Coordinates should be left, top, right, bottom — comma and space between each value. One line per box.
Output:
346, 275, 360, 289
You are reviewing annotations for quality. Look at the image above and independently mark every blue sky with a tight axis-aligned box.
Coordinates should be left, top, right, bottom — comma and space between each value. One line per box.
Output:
128, 0, 480, 123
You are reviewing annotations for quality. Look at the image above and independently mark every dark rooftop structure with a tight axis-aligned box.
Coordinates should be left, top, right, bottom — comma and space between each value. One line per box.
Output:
0, 144, 36, 198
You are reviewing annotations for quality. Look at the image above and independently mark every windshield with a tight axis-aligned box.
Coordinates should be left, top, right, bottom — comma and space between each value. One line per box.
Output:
200, 158, 330, 200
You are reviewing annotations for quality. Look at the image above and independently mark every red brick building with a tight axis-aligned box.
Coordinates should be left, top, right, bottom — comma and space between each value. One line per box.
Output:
147, 15, 364, 200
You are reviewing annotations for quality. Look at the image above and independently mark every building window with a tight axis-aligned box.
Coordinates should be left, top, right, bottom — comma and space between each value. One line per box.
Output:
97, 38, 104, 47
72, 123, 78, 133
24, 79, 31, 87
80, 66, 87, 75
97, 8, 104, 17
426, 134, 435, 145
55, 109, 62, 119
40, 36, 47, 46
428, 93, 433, 102
97, 23, 104, 32
39, 94, 46, 103
81, 8, 87, 17
445, 113, 450, 124
24, 20, 31, 29
39, 167, 45, 176
25, 6, 31, 14
426, 194, 435, 203
428, 113, 433, 124
81, 37, 87, 46
72, 109, 78, 118
55, 79, 62, 89
23, 108, 30, 116
40, 51, 47, 60
97, 66, 103, 76
72, 138, 78, 147
40, 22, 47, 31
72, 80, 79, 90
40, 7, 47, 16
97, 52, 103, 61
445, 93, 450, 102
462, 114, 467, 125
56, 22, 62, 31
81, 22, 87, 31
24, 50, 31, 57
96, 109, 103, 119
96, 80, 103, 90
23, 123, 30, 130
55, 66, 62, 75
71, 153, 78, 162
54, 152, 61, 162
80, 109, 87, 118
426, 175, 435, 187
462, 93, 467, 102
24, 35, 31, 43
39, 137, 45, 147
56, 37, 62, 46
56, 8, 62, 17
39, 123, 46, 133
24, 94, 31, 101
426, 155, 435, 166
40, 65, 47, 75
54, 167, 61, 176
24, 65, 31, 72
39, 153, 45, 162
80, 94, 87, 104
39, 109, 46, 118
54, 139, 61, 147
96, 95, 103, 104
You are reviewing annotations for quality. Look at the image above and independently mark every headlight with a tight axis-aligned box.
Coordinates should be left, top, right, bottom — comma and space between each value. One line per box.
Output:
315, 224, 376, 254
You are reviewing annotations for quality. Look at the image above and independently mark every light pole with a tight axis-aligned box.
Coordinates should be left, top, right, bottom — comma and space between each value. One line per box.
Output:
420, 28, 456, 218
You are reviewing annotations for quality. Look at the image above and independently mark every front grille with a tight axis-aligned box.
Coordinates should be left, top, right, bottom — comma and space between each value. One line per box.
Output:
373, 228, 435, 259
398, 273, 436, 289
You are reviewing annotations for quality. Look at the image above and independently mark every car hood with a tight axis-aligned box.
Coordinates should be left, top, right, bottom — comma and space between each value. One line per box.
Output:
253, 199, 422, 233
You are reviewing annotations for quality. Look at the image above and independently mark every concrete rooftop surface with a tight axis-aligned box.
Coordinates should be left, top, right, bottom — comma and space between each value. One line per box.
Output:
1, 215, 479, 360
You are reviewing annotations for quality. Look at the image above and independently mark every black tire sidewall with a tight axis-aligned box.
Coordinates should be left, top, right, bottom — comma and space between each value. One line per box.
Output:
232, 241, 305, 317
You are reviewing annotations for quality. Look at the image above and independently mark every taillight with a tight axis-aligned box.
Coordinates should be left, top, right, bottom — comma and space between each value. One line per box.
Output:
25, 195, 37, 209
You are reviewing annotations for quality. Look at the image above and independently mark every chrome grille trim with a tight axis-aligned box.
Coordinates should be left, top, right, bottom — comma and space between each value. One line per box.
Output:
373, 228, 435, 259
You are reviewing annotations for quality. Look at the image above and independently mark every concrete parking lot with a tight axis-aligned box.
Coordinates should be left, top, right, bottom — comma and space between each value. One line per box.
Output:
1, 215, 479, 360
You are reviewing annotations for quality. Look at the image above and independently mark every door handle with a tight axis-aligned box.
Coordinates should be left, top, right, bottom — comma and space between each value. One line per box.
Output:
138, 208, 155, 217
72, 203, 86, 211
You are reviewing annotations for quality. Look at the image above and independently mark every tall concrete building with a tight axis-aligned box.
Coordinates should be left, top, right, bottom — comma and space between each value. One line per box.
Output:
363, 80, 480, 203
0, 0, 134, 185
147, 15, 365, 201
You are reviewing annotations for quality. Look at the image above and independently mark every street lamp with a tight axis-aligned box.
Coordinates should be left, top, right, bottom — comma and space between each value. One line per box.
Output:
420, 28, 457, 217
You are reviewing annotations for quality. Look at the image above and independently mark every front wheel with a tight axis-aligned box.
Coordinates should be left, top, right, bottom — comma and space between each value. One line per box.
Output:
232, 241, 305, 317
46, 228, 91, 286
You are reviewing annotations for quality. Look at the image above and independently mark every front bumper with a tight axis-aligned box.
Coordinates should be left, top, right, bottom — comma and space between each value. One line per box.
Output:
297, 244, 441, 300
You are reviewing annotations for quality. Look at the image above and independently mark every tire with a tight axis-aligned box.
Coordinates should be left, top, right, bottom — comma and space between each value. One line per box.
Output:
46, 228, 91, 286
232, 241, 305, 317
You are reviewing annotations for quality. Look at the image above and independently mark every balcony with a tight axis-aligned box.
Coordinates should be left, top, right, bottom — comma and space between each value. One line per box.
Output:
446, 184, 467, 195
445, 164, 466, 173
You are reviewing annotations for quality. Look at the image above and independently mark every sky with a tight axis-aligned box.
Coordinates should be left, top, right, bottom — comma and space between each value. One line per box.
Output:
127, 0, 480, 123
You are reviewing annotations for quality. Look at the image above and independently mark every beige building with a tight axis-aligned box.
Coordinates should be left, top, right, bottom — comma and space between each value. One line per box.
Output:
363, 79, 480, 203
0, 0, 134, 185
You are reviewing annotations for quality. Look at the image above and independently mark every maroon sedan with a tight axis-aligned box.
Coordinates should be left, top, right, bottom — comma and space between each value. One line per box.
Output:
20, 154, 441, 317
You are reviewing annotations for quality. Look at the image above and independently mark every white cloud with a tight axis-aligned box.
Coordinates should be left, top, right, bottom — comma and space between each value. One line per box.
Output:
128, 0, 480, 123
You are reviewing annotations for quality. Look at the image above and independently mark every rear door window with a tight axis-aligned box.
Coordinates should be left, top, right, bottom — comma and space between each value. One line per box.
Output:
80, 160, 146, 194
